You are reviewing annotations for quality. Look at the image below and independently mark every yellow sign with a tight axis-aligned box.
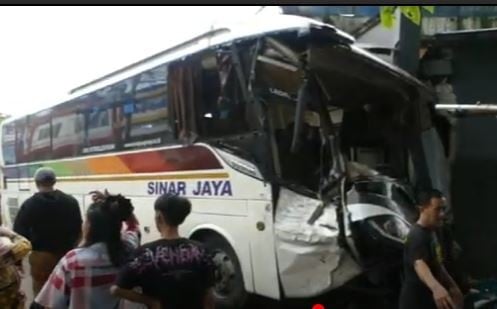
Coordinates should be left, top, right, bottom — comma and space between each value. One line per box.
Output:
380, 6, 436, 28
401, 6, 422, 26
380, 6, 397, 29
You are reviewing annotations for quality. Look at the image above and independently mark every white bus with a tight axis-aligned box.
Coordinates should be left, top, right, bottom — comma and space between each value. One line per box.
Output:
1, 14, 443, 308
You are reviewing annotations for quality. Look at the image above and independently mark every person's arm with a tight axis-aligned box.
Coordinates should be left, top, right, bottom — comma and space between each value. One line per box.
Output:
406, 229, 455, 309
110, 285, 160, 309
440, 265, 464, 309
13, 202, 32, 240
113, 249, 159, 308
0, 227, 31, 265
68, 199, 83, 248
414, 259, 455, 309
203, 288, 215, 309
121, 213, 140, 250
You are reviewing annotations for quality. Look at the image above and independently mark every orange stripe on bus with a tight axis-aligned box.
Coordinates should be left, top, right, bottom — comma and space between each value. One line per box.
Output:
7, 172, 229, 183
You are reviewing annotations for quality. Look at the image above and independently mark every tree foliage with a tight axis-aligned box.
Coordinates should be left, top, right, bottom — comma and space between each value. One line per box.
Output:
380, 6, 435, 28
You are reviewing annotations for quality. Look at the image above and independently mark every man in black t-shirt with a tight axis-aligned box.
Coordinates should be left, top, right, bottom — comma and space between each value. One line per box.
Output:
111, 194, 216, 309
399, 189, 463, 309
13, 167, 82, 295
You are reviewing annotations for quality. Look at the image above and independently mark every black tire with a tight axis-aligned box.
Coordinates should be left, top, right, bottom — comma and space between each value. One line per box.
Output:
201, 234, 248, 309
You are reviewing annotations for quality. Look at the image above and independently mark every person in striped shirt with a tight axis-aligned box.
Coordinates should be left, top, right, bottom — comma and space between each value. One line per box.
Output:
32, 191, 142, 309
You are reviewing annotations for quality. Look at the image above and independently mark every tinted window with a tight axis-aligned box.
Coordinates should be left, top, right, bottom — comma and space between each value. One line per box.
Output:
122, 64, 173, 150
51, 101, 84, 159
199, 53, 251, 137
14, 118, 30, 163
27, 110, 52, 162
2, 123, 16, 165
354, 181, 388, 196
8, 65, 173, 161
80, 83, 125, 155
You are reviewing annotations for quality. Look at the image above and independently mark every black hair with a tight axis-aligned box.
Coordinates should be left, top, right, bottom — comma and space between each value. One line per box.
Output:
35, 179, 56, 187
154, 194, 191, 227
83, 194, 134, 267
416, 188, 444, 207
34, 167, 57, 187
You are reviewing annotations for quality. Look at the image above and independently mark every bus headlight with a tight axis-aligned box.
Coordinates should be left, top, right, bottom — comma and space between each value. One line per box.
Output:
366, 215, 410, 244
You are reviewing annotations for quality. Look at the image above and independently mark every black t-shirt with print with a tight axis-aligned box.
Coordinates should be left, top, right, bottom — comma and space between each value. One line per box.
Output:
117, 238, 216, 309
399, 224, 445, 309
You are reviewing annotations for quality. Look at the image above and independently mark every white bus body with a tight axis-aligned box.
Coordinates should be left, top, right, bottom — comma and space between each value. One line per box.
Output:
1, 14, 438, 308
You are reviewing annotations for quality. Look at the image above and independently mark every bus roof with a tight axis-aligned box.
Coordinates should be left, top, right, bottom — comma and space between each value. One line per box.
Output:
2, 14, 432, 125
68, 14, 354, 96
4, 14, 352, 124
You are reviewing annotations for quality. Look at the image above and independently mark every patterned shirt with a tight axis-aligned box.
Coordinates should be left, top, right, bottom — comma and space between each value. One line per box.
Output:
35, 222, 141, 309
117, 238, 216, 309
0, 232, 32, 308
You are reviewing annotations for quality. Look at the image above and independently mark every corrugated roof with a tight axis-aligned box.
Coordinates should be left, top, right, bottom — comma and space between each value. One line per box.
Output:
434, 27, 497, 42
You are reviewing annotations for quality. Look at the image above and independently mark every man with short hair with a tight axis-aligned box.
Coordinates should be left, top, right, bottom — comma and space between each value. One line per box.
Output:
111, 194, 216, 309
399, 188, 464, 309
13, 167, 82, 295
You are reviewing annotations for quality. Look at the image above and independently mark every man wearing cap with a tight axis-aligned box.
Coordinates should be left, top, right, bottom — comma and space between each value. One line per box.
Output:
13, 167, 82, 296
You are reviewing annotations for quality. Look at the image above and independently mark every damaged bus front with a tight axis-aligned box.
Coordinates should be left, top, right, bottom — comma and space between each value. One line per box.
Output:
258, 33, 435, 307
170, 16, 437, 307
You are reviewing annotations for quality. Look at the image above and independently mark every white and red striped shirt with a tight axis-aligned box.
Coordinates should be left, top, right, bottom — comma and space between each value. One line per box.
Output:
35, 222, 142, 309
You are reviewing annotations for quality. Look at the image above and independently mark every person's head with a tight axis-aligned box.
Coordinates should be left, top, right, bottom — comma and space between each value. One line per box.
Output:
83, 194, 133, 267
154, 194, 191, 232
416, 188, 446, 229
34, 167, 56, 192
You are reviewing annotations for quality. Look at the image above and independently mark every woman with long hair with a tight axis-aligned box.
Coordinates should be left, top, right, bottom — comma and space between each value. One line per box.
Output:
32, 191, 141, 309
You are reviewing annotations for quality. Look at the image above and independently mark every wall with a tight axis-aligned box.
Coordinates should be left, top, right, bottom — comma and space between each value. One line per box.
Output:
445, 40, 497, 278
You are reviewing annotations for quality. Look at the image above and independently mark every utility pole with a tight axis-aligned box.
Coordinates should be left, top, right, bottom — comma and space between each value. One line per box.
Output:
396, 13, 422, 75
396, 12, 433, 190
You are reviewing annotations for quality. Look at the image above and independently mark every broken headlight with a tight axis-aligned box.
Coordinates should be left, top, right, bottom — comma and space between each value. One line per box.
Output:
366, 215, 410, 244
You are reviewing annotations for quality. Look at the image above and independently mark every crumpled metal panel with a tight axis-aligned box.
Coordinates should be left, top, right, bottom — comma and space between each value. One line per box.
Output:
275, 188, 338, 244
275, 188, 362, 297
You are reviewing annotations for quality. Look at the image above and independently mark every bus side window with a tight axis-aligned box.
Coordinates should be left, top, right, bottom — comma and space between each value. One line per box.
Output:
78, 83, 123, 156
13, 118, 31, 164
52, 104, 84, 160
28, 111, 52, 162
121, 64, 173, 150
2, 123, 17, 165
81, 106, 115, 155
198, 51, 250, 138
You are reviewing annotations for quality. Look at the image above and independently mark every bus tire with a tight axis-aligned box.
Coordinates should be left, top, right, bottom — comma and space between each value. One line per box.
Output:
202, 234, 248, 309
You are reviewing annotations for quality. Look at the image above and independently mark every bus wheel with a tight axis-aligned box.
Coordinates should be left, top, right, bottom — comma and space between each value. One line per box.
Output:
204, 234, 247, 309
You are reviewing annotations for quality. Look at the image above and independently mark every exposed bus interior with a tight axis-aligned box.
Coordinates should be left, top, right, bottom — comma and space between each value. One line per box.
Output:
253, 29, 432, 300
166, 28, 431, 197
162, 28, 434, 298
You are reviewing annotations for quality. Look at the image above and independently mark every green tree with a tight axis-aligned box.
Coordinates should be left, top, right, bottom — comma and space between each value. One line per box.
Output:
380, 6, 435, 28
